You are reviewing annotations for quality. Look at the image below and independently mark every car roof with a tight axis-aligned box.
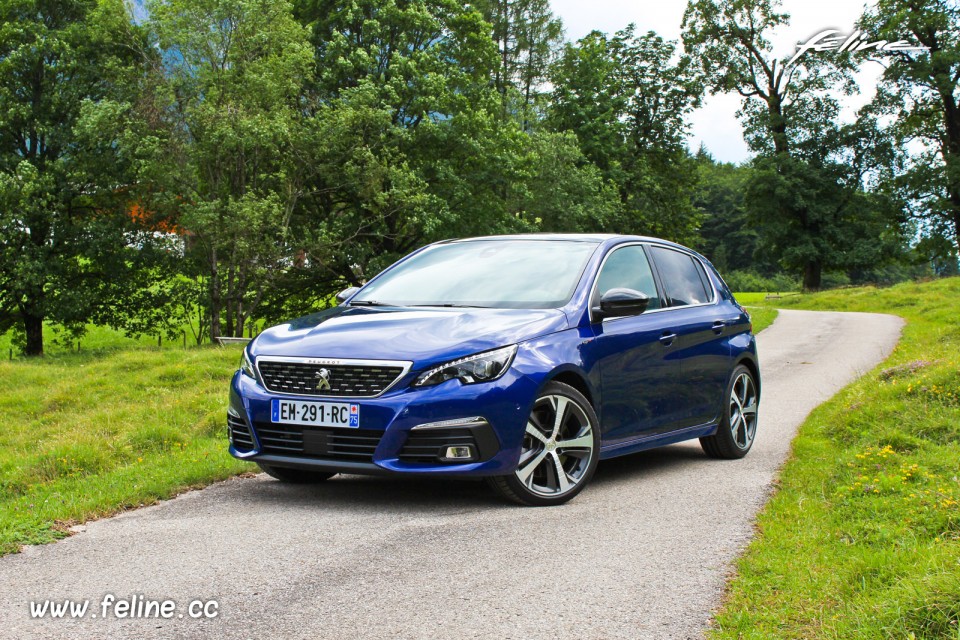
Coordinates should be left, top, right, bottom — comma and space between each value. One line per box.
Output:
440, 233, 665, 244
435, 233, 715, 268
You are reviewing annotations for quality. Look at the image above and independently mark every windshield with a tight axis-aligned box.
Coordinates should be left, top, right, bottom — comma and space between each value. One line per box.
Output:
351, 239, 598, 309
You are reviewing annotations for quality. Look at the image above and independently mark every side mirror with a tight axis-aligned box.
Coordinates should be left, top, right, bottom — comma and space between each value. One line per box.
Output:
592, 288, 650, 321
335, 286, 360, 304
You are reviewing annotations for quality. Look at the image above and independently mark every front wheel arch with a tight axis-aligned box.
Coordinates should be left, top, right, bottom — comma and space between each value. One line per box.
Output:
487, 380, 601, 506
548, 369, 596, 410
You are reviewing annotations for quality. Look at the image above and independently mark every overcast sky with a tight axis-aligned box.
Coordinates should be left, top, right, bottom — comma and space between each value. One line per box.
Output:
550, 0, 883, 164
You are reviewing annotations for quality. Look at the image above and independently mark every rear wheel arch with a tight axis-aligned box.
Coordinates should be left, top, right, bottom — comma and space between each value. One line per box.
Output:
700, 363, 759, 459
735, 355, 761, 399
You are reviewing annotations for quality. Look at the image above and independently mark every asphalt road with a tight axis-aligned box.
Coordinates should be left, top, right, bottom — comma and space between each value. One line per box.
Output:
0, 309, 903, 640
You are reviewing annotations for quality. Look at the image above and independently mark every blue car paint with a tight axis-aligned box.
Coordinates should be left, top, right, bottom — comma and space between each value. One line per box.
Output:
230, 234, 759, 476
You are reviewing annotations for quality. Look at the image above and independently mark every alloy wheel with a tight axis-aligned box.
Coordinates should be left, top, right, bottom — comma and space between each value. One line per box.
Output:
729, 372, 758, 450
515, 394, 596, 497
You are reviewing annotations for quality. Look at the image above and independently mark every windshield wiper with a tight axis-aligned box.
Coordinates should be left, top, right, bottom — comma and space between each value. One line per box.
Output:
349, 300, 391, 306
408, 303, 489, 308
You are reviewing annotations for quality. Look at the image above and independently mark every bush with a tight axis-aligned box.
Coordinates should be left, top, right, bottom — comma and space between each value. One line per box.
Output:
722, 270, 800, 293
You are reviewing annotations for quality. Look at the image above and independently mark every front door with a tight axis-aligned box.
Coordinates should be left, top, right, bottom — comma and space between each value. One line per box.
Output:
588, 245, 685, 446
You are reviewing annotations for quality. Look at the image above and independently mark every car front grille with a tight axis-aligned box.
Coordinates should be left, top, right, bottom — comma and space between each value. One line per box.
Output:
253, 422, 383, 461
227, 413, 256, 451
257, 359, 406, 397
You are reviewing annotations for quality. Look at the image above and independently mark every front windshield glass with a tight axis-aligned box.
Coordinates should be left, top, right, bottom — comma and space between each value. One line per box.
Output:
351, 239, 599, 309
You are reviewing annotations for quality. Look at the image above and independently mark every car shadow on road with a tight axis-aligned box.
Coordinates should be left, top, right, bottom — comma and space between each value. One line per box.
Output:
592, 441, 708, 488
230, 442, 709, 512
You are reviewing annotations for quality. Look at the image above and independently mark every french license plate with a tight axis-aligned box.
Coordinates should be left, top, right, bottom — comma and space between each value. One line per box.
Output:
270, 399, 360, 428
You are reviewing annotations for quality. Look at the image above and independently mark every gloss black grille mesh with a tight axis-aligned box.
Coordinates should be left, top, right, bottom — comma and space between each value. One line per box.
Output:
253, 423, 382, 460
257, 361, 404, 397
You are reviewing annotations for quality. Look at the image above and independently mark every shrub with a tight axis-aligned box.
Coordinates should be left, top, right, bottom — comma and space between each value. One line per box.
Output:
722, 270, 800, 293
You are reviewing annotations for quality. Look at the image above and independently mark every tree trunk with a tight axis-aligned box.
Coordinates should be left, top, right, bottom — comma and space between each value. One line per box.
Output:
954, 209, 960, 257
767, 94, 790, 157
803, 260, 822, 292
209, 247, 221, 342
22, 311, 44, 357
225, 262, 236, 337
224, 301, 235, 338
937, 83, 960, 256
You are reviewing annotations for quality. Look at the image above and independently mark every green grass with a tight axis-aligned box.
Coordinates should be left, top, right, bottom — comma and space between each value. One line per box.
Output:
713, 278, 960, 639
0, 323, 162, 359
745, 306, 778, 334
732, 292, 772, 306
726, 291, 780, 334
0, 345, 254, 555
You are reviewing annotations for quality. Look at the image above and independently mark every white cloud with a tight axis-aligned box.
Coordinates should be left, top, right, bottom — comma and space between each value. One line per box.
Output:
550, 0, 883, 164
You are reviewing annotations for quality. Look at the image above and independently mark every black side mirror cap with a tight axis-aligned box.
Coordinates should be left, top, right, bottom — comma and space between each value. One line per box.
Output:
335, 286, 360, 304
592, 288, 651, 321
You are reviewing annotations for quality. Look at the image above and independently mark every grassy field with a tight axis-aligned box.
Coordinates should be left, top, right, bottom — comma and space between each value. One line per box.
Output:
0, 324, 188, 359
713, 278, 960, 639
0, 344, 252, 555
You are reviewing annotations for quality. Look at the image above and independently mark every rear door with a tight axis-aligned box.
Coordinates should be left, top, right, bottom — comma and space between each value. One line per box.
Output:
647, 246, 735, 429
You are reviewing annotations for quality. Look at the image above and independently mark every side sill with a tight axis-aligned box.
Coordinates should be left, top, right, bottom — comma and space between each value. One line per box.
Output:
598, 423, 717, 460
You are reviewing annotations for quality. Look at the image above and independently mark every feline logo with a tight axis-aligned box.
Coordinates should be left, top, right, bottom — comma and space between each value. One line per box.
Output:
788, 29, 929, 67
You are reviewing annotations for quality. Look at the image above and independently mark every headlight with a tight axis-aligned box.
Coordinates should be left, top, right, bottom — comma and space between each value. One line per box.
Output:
240, 348, 257, 379
414, 345, 518, 387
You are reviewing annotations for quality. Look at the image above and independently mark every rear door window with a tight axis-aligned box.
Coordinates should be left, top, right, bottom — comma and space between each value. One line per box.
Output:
649, 246, 712, 307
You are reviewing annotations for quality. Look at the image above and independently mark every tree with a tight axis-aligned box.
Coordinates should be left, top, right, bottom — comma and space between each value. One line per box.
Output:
473, 0, 564, 122
682, 0, 857, 289
744, 112, 908, 285
136, 0, 314, 340
516, 131, 620, 232
859, 0, 960, 259
691, 148, 762, 273
280, 1, 515, 300
548, 26, 702, 244
0, 0, 157, 356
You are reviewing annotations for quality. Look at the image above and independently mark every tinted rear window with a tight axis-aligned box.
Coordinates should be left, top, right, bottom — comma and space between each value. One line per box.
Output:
649, 246, 712, 307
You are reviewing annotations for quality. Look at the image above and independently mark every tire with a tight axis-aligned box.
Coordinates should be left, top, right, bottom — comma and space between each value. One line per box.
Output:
487, 381, 600, 506
257, 463, 336, 484
700, 364, 759, 459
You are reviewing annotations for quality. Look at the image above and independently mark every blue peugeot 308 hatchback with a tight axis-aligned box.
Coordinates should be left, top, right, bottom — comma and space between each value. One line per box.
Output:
228, 234, 760, 505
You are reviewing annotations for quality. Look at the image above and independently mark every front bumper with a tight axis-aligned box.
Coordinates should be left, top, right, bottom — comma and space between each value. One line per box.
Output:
227, 367, 537, 477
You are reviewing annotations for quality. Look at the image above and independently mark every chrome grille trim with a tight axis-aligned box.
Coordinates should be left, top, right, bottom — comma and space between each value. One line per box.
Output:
254, 356, 412, 398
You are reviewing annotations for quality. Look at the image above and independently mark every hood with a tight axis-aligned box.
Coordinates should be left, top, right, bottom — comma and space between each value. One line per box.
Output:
250, 306, 569, 366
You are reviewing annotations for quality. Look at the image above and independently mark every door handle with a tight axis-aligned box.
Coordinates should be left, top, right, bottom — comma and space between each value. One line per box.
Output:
712, 320, 725, 334
659, 331, 677, 346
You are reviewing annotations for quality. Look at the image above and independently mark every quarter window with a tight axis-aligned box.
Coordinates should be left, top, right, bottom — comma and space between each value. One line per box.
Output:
593, 246, 661, 311
649, 247, 711, 307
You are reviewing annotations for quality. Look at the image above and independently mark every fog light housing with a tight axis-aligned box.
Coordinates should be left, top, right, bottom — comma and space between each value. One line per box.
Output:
441, 445, 476, 461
